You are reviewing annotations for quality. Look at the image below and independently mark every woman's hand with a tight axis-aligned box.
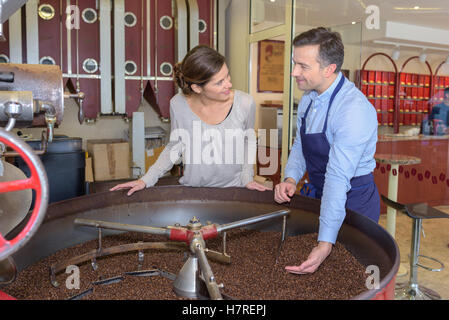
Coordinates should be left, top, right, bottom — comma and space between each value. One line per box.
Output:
245, 180, 272, 192
109, 179, 146, 196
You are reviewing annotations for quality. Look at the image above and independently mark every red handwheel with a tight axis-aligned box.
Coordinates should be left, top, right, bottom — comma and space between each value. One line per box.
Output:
0, 128, 49, 261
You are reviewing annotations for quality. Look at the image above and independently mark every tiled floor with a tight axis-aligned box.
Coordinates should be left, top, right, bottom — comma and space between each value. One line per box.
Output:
378, 207, 449, 300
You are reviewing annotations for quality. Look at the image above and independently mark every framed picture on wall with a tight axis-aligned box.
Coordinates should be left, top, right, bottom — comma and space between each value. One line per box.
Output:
258, 40, 284, 93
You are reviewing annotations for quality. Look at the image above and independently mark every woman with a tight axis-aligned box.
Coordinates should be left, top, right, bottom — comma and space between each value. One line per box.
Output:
111, 45, 269, 195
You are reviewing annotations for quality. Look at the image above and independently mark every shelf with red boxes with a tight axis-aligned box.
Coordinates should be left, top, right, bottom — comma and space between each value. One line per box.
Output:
432, 75, 449, 106
397, 72, 432, 126
357, 70, 396, 126
356, 69, 436, 126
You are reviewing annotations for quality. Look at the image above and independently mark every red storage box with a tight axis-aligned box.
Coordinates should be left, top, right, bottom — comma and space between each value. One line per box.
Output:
417, 100, 423, 112
410, 101, 417, 113
404, 113, 411, 125
362, 70, 368, 83
412, 87, 418, 99
412, 74, 418, 86
404, 100, 411, 112
406, 73, 412, 85
368, 85, 375, 97
374, 99, 382, 112
417, 113, 423, 125
400, 73, 406, 85
388, 85, 395, 98
368, 71, 375, 83
425, 75, 430, 87
418, 87, 424, 99
375, 85, 382, 98
377, 113, 382, 125
375, 71, 383, 84
381, 99, 388, 112
382, 72, 389, 84
424, 88, 430, 99
368, 99, 376, 109
388, 113, 393, 126
411, 113, 417, 125
382, 85, 388, 98
399, 100, 405, 112
389, 72, 396, 85
388, 99, 394, 112
399, 112, 404, 125
382, 113, 389, 126
418, 75, 425, 86
406, 87, 412, 99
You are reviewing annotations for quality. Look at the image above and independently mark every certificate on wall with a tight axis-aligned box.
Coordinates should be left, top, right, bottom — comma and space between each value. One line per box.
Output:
258, 40, 284, 93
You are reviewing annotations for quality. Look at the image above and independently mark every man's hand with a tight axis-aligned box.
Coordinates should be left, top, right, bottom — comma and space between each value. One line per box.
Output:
110, 179, 146, 196
285, 241, 333, 274
274, 178, 297, 203
245, 181, 272, 192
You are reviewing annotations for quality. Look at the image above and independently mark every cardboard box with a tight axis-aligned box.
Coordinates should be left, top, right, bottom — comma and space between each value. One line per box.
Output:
85, 157, 94, 182
87, 139, 130, 181
145, 146, 165, 171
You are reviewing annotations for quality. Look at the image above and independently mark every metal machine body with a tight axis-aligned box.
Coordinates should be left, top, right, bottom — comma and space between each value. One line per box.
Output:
7, 186, 400, 300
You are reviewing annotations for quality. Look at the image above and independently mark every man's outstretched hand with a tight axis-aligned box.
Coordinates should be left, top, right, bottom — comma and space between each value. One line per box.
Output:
285, 241, 332, 274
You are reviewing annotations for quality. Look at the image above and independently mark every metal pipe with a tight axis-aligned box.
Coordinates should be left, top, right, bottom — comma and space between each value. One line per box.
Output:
74, 218, 171, 237
193, 239, 222, 300
4, 118, 16, 131
216, 209, 290, 233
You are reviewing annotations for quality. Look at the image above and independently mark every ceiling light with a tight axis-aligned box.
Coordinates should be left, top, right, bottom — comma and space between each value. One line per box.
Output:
414, 6, 420, 10
352, 21, 356, 25
419, 51, 427, 63
392, 47, 400, 61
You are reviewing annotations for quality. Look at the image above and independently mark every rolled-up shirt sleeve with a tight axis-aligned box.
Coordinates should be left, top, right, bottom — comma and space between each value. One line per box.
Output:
318, 97, 377, 244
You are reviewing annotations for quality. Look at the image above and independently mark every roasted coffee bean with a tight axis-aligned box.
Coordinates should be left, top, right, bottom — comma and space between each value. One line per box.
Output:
4, 230, 367, 300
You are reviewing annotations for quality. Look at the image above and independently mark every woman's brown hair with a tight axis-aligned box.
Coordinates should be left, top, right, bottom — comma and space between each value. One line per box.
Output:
174, 45, 226, 95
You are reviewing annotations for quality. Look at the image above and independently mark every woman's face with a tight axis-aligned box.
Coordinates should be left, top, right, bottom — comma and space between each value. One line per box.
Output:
196, 63, 232, 101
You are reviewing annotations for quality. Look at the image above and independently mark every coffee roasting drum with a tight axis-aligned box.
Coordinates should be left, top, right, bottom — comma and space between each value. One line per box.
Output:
8, 186, 399, 300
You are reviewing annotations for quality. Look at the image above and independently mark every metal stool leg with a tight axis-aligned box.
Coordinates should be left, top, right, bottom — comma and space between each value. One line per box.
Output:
395, 218, 442, 300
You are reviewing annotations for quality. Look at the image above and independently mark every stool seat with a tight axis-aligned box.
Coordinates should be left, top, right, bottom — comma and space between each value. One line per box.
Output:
380, 195, 449, 220
381, 194, 446, 300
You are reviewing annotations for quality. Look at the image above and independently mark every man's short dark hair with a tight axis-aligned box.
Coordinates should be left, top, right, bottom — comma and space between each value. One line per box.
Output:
293, 27, 344, 73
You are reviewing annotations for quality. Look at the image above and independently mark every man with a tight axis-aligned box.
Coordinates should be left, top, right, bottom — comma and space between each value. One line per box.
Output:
274, 27, 379, 274
430, 87, 449, 135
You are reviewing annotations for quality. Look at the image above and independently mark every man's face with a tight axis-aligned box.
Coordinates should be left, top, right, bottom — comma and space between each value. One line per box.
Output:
291, 45, 334, 92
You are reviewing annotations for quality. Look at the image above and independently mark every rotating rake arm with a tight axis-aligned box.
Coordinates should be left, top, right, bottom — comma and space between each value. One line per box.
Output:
216, 209, 290, 233
74, 218, 171, 237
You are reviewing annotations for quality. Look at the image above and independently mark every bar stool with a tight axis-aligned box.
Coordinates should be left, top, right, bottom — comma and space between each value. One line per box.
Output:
381, 195, 447, 300
375, 154, 421, 238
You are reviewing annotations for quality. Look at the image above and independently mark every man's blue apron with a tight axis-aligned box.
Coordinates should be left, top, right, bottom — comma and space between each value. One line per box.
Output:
299, 76, 380, 223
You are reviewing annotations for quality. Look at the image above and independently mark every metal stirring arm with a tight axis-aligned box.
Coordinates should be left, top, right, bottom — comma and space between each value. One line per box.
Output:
193, 238, 223, 300
74, 218, 171, 237
216, 209, 290, 233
